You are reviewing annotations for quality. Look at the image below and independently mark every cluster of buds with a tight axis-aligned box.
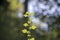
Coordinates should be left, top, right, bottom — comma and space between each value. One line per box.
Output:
21, 12, 37, 40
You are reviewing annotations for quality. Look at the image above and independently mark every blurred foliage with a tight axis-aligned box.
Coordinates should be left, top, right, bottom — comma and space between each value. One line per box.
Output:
0, 0, 25, 40
8, 0, 24, 11
0, 0, 60, 40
